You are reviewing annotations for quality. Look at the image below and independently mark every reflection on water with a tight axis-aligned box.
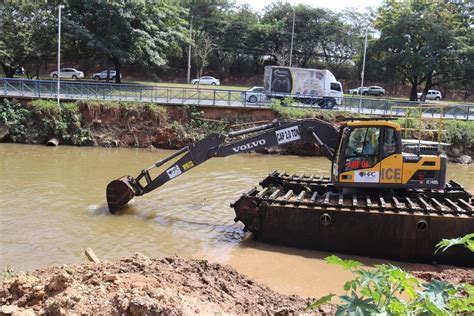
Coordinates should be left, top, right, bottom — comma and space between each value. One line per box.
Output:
1, 143, 473, 296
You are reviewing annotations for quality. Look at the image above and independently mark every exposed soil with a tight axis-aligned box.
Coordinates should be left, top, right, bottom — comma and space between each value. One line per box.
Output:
402, 263, 474, 285
2, 99, 473, 162
2, 252, 473, 316
0, 253, 335, 315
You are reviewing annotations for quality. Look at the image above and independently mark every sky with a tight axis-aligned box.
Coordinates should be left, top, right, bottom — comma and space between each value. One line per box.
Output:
235, 0, 383, 13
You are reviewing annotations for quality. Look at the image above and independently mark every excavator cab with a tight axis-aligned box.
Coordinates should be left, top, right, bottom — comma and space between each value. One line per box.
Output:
332, 120, 446, 190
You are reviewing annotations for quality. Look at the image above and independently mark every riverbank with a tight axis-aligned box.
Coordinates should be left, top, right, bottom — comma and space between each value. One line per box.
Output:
1, 98, 472, 161
1, 252, 472, 315
0, 253, 333, 315
0, 98, 342, 155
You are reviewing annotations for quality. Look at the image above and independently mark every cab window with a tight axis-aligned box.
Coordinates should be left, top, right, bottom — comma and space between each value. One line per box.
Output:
344, 127, 380, 171
383, 127, 398, 158
330, 83, 341, 91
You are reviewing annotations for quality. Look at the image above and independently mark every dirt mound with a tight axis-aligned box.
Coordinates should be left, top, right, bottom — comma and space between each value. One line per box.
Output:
0, 253, 334, 315
403, 263, 474, 285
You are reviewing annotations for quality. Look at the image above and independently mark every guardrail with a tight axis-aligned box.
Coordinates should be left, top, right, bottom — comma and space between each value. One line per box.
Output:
338, 96, 473, 121
1, 77, 473, 120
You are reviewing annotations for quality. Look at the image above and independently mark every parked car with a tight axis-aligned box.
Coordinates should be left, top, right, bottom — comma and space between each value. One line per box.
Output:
363, 86, 385, 96
348, 87, 367, 95
241, 86, 266, 103
417, 90, 442, 101
92, 70, 121, 80
49, 68, 84, 79
191, 76, 220, 86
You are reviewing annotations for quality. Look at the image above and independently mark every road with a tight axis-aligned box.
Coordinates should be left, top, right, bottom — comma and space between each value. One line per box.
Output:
1, 78, 472, 120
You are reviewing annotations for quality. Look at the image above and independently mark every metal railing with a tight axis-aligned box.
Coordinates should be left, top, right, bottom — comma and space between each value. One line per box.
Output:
1, 77, 473, 120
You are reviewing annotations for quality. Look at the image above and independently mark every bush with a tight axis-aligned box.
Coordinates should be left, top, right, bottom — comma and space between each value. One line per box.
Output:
444, 120, 474, 147
171, 104, 228, 142
307, 255, 473, 314
308, 235, 474, 315
0, 99, 94, 146
0, 98, 31, 142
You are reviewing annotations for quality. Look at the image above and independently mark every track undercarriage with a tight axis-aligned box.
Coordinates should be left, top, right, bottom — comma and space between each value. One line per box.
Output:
233, 171, 474, 267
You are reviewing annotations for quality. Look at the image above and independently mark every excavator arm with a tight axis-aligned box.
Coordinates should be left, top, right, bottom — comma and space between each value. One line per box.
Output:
106, 119, 339, 213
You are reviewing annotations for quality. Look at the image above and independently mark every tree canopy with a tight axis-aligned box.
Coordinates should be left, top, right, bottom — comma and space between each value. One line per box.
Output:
373, 1, 472, 100
0, 0, 472, 99
64, 0, 187, 83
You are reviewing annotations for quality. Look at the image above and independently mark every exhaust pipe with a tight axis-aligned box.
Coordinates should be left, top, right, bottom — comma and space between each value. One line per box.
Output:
106, 176, 135, 213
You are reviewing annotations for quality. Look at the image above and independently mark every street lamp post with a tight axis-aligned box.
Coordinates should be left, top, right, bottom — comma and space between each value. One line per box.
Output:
187, 16, 193, 84
57, 4, 64, 106
358, 25, 369, 114
289, 5, 295, 67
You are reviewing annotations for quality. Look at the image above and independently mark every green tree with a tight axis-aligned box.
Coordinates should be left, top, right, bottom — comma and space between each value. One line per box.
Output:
213, 4, 259, 78
64, 0, 188, 83
183, 0, 236, 78
373, 2, 471, 101
193, 31, 215, 86
0, 3, 56, 78
259, 2, 359, 74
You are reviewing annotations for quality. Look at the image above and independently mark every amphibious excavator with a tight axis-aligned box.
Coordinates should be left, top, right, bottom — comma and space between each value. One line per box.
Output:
106, 118, 473, 266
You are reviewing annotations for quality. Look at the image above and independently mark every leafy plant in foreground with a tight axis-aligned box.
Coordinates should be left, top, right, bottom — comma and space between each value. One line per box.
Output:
307, 254, 473, 315
436, 233, 474, 254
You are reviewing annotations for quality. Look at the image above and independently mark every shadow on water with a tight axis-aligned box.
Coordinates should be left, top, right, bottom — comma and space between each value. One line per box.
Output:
87, 201, 245, 245
235, 236, 400, 267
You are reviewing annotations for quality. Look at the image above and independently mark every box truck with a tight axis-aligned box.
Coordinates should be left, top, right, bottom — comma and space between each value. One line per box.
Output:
263, 66, 343, 109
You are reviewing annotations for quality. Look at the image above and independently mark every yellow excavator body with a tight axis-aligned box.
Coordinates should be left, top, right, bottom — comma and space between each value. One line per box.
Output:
333, 120, 446, 190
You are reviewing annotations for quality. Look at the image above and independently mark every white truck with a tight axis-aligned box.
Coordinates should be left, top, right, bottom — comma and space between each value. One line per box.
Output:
263, 66, 343, 109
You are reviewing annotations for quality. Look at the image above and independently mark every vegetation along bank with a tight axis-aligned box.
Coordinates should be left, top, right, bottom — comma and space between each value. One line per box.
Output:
0, 98, 473, 163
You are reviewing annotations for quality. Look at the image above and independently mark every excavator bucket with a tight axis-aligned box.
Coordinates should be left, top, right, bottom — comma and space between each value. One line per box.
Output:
106, 176, 135, 214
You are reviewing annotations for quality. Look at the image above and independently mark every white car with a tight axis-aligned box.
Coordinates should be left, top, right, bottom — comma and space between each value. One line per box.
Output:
191, 76, 220, 86
92, 70, 121, 80
241, 86, 266, 103
49, 68, 84, 79
417, 90, 442, 101
348, 87, 367, 95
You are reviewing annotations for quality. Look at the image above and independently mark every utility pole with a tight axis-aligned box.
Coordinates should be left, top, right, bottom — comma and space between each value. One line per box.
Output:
57, 4, 64, 106
187, 16, 193, 84
289, 5, 295, 67
358, 25, 368, 114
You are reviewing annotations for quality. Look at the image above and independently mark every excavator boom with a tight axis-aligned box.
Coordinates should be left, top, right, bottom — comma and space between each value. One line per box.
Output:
106, 119, 339, 213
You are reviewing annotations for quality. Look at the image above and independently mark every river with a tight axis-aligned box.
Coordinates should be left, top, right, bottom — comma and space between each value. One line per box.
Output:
1, 143, 473, 297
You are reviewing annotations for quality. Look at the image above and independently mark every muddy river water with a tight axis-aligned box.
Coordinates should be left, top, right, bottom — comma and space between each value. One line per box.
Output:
1, 143, 473, 297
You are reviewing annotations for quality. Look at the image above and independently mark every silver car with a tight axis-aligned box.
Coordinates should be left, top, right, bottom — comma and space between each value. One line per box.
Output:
241, 86, 266, 103
191, 76, 220, 86
363, 86, 385, 96
417, 90, 442, 101
49, 68, 84, 79
92, 70, 121, 80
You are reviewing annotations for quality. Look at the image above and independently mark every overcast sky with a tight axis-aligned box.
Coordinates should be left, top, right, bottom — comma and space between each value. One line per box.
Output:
235, 0, 382, 12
